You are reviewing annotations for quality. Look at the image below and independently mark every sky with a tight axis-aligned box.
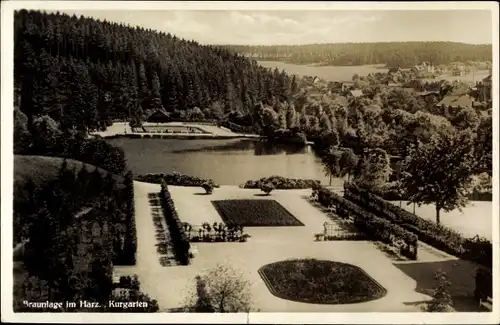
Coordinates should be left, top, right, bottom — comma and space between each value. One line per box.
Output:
50, 9, 493, 45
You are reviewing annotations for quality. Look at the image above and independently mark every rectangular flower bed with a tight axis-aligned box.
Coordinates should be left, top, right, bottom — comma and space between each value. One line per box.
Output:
211, 199, 304, 227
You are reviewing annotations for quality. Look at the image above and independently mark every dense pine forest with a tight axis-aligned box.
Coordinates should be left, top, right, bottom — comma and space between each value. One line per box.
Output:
224, 42, 492, 67
14, 10, 297, 134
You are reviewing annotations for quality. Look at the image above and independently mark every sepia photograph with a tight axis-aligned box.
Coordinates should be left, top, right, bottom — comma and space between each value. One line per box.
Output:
1, 1, 498, 324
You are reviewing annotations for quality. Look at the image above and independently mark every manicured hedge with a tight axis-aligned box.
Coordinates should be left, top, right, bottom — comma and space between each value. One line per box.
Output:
314, 186, 418, 260
242, 175, 320, 189
136, 172, 219, 188
343, 182, 492, 269
160, 181, 190, 265
121, 172, 137, 265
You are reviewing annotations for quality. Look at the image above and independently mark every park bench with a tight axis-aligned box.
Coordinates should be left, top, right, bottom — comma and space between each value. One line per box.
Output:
479, 296, 493, 311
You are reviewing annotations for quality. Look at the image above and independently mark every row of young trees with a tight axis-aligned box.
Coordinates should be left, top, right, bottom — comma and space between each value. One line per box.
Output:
226, 42, 492, 67
13, 161, 148, 311
14, 10, 299, 133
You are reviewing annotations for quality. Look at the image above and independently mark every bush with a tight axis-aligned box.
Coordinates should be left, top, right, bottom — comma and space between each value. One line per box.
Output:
201, 182, 214, 194
243, 175, 320, 189
314, 186, 418, 260
260, 182, 275, 195
136, 172, 219, 188
474, 268, 492, 300
160, 181, 190, 265
426, 270, 453, 312
343, 182, 492, 268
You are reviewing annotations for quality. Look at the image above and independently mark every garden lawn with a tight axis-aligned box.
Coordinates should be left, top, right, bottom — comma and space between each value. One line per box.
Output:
395, 201, 493, 240
211, 199, 304, 227
259, 259, 386, 304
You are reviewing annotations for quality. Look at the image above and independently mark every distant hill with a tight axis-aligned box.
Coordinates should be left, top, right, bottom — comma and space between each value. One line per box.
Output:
223, 42, 492, 67
14, 155, 124, 191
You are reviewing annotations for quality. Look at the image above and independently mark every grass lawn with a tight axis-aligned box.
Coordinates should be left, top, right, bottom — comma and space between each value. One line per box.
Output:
211, 199, 304, 227
14, 155, 124, 191
259, 258, 387, 304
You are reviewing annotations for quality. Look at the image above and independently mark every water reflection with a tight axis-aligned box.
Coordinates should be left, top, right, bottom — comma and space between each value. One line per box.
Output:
107, 138, 335, 186
171, 139, 310, 156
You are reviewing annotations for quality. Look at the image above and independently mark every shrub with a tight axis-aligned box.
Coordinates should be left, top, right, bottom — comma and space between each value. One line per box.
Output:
160, 181, 190, 265
260, 182, 275, 195
474, 268, 492, 300
201, 182, 214, 194
136, 172, 219, 188
343, 182, 492, 268
186, 264, 252, 312
426, 270, 453, 312
314, 185, 418, 260
243, 175, 320, 189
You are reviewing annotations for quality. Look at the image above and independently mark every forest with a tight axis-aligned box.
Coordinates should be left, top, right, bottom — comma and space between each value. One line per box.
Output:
223, 42, 493, 67
14, 10, 298, 134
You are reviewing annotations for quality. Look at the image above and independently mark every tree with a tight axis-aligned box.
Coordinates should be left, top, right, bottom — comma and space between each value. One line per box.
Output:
339, 148, 358, 182
186, 264, 252, 312
426, 270, 453, 312
321, 146, 343, 185
31, 115, 61, 154
14, 108, 32, 154
451, 107, 479, 130
354, 148, 392, 189
400, 130, 476, 224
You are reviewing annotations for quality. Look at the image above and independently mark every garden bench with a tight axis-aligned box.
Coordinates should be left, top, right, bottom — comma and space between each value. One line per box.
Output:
479, 296, 493, 311
326, 206, 336, 214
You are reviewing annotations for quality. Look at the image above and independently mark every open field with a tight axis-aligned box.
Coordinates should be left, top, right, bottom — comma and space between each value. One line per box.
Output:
394, 201, 492, 240
258, 61, 387, 82
13, 155, 124, 190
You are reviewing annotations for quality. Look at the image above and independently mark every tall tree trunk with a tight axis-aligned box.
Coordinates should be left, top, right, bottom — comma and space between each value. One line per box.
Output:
347, 173, 351, 182
413, 202, 416, 214
329, 175, 332, 186
436, 206, 441, 225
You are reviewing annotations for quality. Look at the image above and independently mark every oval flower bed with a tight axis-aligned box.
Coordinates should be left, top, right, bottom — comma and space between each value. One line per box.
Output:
259, 259, 386, 304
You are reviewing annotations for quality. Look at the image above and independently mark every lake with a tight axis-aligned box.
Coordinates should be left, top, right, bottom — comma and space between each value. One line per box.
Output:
108, 137, 492, 239
257, 61, 388, 82
107, 138, 342, 186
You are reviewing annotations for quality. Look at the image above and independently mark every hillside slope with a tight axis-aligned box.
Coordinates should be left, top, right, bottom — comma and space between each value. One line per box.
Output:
14, 155, 124, 190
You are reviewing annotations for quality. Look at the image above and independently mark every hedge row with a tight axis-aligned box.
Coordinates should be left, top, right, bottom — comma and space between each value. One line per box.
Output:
122, 172, 137, 265
315, 186, 418, 260
243, 175, 320, 189
136, 172, 219, 188
160, 181, 190, 265
343, 182, 492, 269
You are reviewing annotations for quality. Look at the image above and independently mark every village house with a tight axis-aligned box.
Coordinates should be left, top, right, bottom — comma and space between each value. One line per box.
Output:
347, 89, 364, 99
474, 75, 492, 102
412, 61, 435, 74
146, 109, 172, 123
436, 94, 474, 116
451, 65, 466, 77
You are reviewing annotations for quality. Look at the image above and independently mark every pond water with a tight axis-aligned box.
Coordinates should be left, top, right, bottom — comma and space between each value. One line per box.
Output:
107, 138, 345, 186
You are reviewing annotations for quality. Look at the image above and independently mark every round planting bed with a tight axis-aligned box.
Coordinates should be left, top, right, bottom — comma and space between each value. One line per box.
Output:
258, 258, 387, 304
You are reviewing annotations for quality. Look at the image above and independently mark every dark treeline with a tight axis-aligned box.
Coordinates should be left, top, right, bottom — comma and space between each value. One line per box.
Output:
223, 42, 492, 67
13, 162, 153, 311
14, 10, 297, 132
